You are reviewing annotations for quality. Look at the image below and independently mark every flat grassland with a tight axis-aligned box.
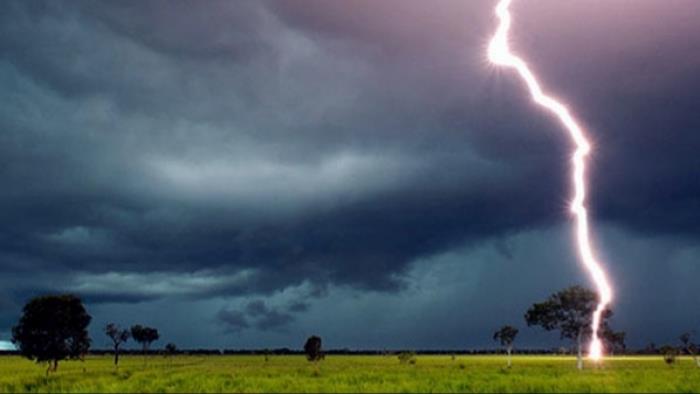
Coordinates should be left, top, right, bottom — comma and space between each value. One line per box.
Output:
1, 355, 699, 393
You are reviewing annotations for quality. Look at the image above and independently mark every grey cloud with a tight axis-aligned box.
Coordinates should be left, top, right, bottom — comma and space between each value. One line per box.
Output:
288, 301, 310, 313
245, 300, 268, 317
216, 309, 250, 333
82, 1, 273, 61
218, 299, 296, 333
255, 310, 294, 332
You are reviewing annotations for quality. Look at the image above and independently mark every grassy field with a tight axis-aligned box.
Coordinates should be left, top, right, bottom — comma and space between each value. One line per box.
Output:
1, 354, 699, 393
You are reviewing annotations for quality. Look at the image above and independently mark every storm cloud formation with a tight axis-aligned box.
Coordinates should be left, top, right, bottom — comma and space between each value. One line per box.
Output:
0, 0, 699, 349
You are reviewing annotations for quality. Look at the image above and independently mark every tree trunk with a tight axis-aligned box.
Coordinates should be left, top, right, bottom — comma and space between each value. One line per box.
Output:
576, 330, 583, 370
507, 345, 512, 368
114, 346, 120, 367
53, 360, 59, 372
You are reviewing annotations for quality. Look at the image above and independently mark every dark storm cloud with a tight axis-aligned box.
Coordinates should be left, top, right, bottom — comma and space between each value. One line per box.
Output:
218, 299, 295, 333
502, 0, 700, 237
216, 309, 250, 333
287, 301, 309, 313
82, 1, 271, 61
0, 0, 568, 295
0, 0, 699, 348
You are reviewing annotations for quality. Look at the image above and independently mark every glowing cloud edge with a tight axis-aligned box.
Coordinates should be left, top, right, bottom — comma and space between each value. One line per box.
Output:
487, 0, 613, 361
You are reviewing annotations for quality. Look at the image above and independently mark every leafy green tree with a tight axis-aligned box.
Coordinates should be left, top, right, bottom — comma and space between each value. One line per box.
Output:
12, 295, 91, 374
105, 323, 130, 367
525, 286, 611, 370
493, 325, 519, 367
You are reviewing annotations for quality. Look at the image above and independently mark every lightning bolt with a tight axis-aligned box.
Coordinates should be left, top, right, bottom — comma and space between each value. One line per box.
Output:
487, 0, 613, 361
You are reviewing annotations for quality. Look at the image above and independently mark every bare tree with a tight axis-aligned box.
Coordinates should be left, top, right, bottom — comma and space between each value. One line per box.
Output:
104, 323, 130, 367
680, 332, 700, 367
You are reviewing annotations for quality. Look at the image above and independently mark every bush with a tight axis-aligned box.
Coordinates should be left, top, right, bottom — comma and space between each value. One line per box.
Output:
397, 351, 417, 364
660, 346, 678, 365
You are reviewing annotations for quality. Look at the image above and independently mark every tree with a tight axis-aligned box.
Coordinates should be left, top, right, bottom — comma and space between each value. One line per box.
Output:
304, 335, 323, 362
660, 345, 678, 365
164, 343, 177, 366
493, 325, 519, 368
104, 323, 130, 367
130, 325, 159, 364
12, 294, 91, 374
680, 332, 692, 349
524, 286, 611, 370
644, 342, 658, 354
602, 328, 626, 356
680, 332, 700, 367
165, 343, 178, 356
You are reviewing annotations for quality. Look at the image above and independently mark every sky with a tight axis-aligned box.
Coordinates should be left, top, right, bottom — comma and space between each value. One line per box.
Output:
0, 0, 699, 351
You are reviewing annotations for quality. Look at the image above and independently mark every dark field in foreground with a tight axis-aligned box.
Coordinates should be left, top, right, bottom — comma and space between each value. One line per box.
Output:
1, 355, 699, 393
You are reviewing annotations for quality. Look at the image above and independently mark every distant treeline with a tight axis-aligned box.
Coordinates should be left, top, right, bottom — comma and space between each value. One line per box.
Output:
0, 348, 673, 357
8, 288, 695, 372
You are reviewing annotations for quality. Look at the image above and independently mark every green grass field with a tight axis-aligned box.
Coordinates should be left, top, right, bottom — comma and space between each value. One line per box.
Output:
1, 355, 699, 393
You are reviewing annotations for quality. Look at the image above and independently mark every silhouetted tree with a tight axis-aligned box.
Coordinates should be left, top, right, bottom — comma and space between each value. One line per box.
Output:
165, 343, 178, 356
12, 295, 91, 374
660, 345, 678, 365
680, 332, 692, 349
130, 325, 159, 364
602, 328, 626, 356
644, 342, 658, 354
304, 335, 323, 362
680, 332, 700, 367
493, 325, 519, 367
104, 323, 130, 367
525, 286, 611, 370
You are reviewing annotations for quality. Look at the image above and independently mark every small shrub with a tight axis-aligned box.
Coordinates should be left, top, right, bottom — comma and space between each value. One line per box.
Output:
664, 353, 676, 365
660, 346, 678, 365
165, 343, 178, 356
397, 351, 417, 364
